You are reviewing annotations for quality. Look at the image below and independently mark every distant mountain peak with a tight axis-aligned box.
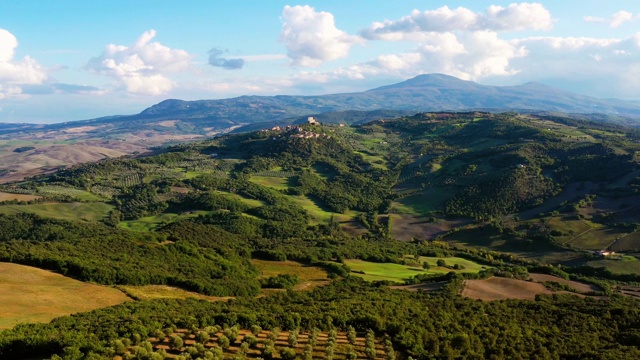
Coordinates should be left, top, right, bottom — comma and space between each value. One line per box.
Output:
369, 73, 484, 92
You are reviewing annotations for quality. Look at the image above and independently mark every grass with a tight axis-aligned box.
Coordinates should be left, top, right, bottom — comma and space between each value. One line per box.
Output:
249, 175, 292, 190
0, 262, 130, 329
36, 185, 106, 201
0, 202, 114, 222
391, 186, 455, 215
344, 257, 488, 283
119, 211, 209, 231
289, 194, 355, 225
252, 259, 330, 291
0, 191, 41, 201
587, 256, 640, 276
117, 285, 233, 302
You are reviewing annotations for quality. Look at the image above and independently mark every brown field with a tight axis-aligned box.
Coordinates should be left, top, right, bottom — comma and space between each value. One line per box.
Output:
0, 192, 41, 201
117, 285, 234, 302
125, 328, 390, 360
388, 281, 448, 292
0, 262, 130, 329
619, 285, 640, 299
528, 273, 600, 293
390, 214, 470, 241
460, 276, 600, 301
462, 277, 554, 301
252, 259, 330, 291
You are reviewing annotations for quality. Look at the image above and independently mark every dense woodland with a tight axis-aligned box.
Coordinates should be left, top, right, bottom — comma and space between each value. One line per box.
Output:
1, 112, 640, 359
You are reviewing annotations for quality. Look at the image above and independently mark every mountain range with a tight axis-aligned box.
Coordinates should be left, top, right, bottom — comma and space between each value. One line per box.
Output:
1, 73, 640, 183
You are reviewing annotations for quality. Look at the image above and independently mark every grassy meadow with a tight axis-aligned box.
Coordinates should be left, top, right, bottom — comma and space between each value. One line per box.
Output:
0, 202, 113, 222
0, 262, 130, 329
344, 257, 488, 283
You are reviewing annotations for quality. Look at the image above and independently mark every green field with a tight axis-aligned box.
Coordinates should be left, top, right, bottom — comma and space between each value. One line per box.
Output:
392, 186, 455, 215
249, 175, 292, 190
344, 257, 488, 283
119, 211, 210, 231
289, 194, 355, 225
36, 185, 106, 201
252, 259, 330, 291
0, 202, 114, 222
587, 256, 640, 276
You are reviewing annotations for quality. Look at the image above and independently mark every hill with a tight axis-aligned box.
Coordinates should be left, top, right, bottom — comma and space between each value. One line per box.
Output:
2, 111, 640, 359
3, 74, 640, 183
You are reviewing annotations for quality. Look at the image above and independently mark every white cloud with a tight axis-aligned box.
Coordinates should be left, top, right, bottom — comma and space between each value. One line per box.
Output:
585, 10, 640, 28
502, 34, 640, 97
361, 3, 552, 40
0, 29, 47, 99
610, 11, 635, 28
86, 30, 193, 95
318, 30, 526, 82
279, 5, 363, 67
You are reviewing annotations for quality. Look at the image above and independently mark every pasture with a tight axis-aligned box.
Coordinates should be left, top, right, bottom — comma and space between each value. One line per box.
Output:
36, 185, 105, 201
0, 191, 41, 201
0, 202, 114, 222
344, 257, 487, 283
117, 285, 233, 302
0, 262, 130, 329
587, 256, 640, 276
252, 259, 330, 291
249, 175, 292, 190
119, 211, 209, 231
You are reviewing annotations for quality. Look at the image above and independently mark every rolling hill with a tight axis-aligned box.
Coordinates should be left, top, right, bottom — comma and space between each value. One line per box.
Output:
2, 74, 640, 183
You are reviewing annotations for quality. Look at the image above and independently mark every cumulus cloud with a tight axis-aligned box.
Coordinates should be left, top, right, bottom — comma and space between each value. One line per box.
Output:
361, 3, 552, 40
0, 29, 47, 99
86, 30, 192, 95
279, 5, 363, 67
208, 48, 245, 70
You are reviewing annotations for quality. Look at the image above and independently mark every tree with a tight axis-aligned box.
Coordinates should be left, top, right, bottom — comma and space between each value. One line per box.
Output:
280, 347, 297, 360
303, 344, 313, 360
347, 325, 357, 345
217, 334, 231, 349
251, 324, 262, 335
437, 259, 446, 267
170, 335, 184, 350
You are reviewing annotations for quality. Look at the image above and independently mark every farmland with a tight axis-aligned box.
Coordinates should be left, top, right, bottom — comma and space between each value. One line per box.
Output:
252, 260, 331, 291
119, 327, 392, 360
0, 202, 113, 221
344, 257, 488, 283
0, 262, 130, 329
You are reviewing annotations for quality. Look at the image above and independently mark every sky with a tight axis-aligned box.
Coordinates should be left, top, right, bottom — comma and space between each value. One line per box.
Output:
1, 1, 640, 123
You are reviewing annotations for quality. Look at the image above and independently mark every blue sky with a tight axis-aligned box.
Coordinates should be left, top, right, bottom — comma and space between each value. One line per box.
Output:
1, 1, 640, 123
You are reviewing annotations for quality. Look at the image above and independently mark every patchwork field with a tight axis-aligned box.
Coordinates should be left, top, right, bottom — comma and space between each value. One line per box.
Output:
0, 202, 114, 221
0, 262, 130, 329
252, 260, 331, 291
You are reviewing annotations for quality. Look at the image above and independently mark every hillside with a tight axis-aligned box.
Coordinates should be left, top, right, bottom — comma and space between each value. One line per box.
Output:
1, 111, 640, 359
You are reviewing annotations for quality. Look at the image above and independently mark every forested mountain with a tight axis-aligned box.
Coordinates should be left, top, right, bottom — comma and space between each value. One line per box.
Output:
1, 111, 640, 359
